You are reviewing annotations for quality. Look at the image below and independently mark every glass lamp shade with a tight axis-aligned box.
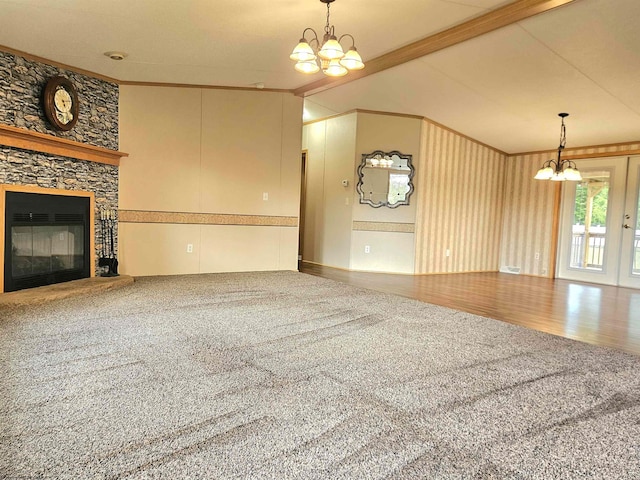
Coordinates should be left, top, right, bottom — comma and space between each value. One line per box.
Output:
290, 40, 316, 62
534, 166, 554, 180
550, 171, 566, 181
340, 48, 364, 70
295, 60, 320, 74
318, 37, 345, 60
563, 166, 583, 181
323, 58, 348, 76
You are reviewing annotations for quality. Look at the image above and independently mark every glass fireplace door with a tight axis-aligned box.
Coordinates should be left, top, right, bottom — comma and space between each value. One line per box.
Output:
12, 225, 85, 278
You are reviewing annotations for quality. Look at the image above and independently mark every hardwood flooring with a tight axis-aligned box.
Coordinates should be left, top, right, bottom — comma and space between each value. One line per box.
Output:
300, 262, 640, 356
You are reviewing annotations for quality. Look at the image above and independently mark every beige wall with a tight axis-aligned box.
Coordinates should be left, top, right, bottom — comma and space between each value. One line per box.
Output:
301, 113, 356, 268
351, 113, 421, 273
118, 86, 302, 276
302, 111, 420, 274
500, 142, 640, 276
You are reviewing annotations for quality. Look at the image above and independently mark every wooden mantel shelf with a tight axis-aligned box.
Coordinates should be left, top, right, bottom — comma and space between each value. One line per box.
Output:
0, 124, 128, 166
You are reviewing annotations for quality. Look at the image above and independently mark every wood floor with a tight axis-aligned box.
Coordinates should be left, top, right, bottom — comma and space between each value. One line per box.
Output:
300, 262, 640, 356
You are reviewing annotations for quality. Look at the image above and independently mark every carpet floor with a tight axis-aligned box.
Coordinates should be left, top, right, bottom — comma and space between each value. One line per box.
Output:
1, 271, 639, 479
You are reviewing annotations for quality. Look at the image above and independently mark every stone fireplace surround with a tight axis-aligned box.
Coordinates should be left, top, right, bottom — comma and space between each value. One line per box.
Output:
0, 50, 123, 292
0, 143, 124, 291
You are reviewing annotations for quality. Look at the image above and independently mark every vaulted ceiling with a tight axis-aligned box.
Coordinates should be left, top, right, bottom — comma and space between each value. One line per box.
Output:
1, 0, 639, 153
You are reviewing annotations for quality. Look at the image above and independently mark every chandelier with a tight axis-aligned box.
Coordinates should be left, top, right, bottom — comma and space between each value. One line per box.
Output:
289, 0, 364, 77
534, 113, 582, 181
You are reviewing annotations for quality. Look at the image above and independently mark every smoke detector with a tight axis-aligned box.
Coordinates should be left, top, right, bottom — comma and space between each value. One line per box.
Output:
104, 51, 127, 61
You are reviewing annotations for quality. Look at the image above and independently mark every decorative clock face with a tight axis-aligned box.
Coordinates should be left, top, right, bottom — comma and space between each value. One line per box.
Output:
54, 88, 72, 112
42, 76, 79, 131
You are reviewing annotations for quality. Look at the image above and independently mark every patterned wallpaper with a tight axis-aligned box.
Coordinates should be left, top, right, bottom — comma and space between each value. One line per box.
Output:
415, 121, 506, 274
501, 142, 640, 277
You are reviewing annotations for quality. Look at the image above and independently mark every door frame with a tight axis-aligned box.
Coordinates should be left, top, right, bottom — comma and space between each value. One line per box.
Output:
618, 155, 640, 289
298, 150, 308, 263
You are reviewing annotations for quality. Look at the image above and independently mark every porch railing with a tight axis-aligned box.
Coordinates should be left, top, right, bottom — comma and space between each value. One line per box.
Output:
571, 230, 640, 273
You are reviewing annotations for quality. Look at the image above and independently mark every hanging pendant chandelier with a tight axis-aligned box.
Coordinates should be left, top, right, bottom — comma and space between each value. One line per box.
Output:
290, 0, 364, 77
534, 113, 582, 182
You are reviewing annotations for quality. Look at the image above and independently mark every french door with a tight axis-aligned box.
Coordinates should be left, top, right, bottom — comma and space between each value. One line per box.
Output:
557, 156, 640, 288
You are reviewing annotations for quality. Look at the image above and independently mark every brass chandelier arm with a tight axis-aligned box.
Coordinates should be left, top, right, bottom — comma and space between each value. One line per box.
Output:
301, 28, 320, 49
338, 33, 356, 49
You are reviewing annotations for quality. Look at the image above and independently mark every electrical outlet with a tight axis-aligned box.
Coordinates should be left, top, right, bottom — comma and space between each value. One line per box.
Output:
345, 197, 350, 205
535, 252, 540, 260
187, 244, 193, 253
445, 249, 450, 257
364, 245, 371, 254
263, 192, 269, 201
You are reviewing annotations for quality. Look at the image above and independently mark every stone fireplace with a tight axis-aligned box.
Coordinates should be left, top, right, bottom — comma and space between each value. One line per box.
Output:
0, 49, 124, 293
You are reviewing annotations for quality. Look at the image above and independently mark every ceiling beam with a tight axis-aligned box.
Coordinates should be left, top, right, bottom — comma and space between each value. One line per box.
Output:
293, 0, 577, 97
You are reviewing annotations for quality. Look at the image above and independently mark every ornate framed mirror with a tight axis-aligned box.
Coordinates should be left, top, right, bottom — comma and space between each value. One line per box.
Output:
356, 150, 414, 208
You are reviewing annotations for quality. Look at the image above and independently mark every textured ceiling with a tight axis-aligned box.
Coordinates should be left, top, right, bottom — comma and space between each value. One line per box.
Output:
1, 0, 639, 153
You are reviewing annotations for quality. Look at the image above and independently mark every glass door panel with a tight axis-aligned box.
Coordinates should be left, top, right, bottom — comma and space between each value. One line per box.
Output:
569, 173, 609, 272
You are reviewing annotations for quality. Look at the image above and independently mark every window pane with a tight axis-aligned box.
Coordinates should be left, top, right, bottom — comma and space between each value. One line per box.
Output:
570, 172, 610, 271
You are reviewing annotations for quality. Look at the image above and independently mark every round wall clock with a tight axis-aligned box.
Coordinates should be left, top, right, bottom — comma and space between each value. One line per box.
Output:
42, 76, 79, 131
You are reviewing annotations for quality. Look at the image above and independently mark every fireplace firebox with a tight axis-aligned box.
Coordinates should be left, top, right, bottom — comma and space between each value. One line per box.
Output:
4, 192, 91, 292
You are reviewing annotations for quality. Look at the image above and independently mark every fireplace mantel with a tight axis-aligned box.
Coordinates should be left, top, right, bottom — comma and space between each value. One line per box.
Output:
0, 124, 128, 166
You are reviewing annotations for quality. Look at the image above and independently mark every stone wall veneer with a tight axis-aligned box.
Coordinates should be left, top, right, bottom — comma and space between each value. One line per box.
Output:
0, 49, 120, 276
0, 51, 118, 149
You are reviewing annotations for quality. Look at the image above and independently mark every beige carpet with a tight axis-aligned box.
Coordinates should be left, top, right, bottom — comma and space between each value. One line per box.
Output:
1, 271, 639, 479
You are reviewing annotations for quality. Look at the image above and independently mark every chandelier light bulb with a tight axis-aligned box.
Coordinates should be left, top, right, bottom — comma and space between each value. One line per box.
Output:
290, 40, 316, 62
534, 165, 554, 180
563, 166, 583, 181
340, 48, 364, 70
319, 37, 345, 60
323, 58, 348, 77
295, 60, 320, 74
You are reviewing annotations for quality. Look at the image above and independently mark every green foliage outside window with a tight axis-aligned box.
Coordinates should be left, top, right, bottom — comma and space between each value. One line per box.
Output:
574, 184, 609, 226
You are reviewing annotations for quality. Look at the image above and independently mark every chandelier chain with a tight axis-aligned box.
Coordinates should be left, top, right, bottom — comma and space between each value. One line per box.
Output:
325, 2, 332, 35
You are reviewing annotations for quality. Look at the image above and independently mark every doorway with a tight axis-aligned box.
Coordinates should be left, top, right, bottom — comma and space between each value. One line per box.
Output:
298, 151, 308, 264
557, 156, 640, 288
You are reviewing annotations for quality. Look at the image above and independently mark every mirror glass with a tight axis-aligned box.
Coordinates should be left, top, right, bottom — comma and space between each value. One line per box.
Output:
357, 150, 414, 208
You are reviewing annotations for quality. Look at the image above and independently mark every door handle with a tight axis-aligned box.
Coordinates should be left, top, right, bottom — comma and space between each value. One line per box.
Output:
623, 224, 631, 229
